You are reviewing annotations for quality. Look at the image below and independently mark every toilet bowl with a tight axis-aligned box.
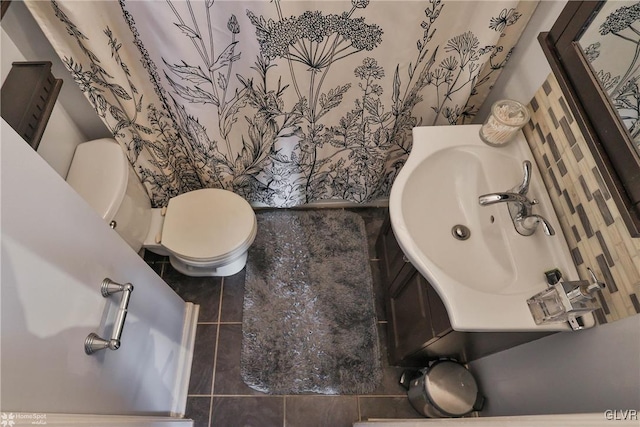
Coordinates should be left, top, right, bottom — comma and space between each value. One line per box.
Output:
66, 138, 257, 277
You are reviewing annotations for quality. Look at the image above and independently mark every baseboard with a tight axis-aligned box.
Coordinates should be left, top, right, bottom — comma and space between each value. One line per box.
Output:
3, 413, 193, 426
301, 198, 389, 208
170, 302, 199, 417
253, 198, 390, 209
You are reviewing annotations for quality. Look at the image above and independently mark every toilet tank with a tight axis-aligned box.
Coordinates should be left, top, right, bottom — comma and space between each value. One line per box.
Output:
66, 138, 152, 252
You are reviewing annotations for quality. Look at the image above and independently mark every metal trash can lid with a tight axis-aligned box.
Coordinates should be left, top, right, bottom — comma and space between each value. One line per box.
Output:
424, 361, 479, 416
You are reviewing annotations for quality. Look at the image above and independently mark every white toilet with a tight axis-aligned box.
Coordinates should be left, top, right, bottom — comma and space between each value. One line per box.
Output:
66, 138, 257, 277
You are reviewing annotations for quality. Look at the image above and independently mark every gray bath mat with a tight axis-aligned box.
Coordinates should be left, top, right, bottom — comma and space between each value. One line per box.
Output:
240, 210, 382, 395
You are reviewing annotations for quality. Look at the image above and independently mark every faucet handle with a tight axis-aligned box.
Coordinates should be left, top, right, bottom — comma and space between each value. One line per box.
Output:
522, 214, 555, 236
511, 160, 532, 195
586, 268, 606, 293
565, 267, 606, 306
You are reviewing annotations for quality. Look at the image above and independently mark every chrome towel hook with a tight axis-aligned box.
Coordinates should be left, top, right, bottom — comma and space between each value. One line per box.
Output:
85, 278, 134, 355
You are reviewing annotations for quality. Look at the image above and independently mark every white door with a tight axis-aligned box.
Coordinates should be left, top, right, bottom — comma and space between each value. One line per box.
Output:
0, 120, 198, 418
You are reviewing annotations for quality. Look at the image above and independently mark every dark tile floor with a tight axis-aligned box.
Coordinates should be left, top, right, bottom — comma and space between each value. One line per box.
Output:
144, 208, 422, 427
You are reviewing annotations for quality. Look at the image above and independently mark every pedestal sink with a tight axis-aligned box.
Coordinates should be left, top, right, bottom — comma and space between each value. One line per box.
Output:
390, 125, 594, 331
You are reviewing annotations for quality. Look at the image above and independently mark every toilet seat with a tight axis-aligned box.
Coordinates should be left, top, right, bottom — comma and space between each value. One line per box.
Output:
161, 189, 257, 262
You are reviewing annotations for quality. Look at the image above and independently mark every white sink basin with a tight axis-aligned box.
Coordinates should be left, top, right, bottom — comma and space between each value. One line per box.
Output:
390, 125, 594, 331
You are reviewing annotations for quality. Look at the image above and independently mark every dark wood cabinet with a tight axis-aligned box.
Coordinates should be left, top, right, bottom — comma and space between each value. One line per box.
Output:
376, 213, 552, 366
1, 62, 62, 150
389, 269, 436, 361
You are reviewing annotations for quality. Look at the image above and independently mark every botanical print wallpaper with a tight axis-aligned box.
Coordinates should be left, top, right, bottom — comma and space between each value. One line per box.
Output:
27, 0, 536, 207
580, 1, 640, 153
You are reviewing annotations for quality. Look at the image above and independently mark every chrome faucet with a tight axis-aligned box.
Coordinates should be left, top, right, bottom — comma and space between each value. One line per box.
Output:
479, 160, 555, 236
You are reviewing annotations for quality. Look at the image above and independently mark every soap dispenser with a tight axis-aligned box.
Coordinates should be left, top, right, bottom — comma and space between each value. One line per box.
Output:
527, 268, 605, 330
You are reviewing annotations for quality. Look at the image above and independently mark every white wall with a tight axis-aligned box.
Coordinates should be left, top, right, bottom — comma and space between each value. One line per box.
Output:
1, 26, 83, 178
1, 1, 111, 178
469, 314, 640, 416
474, 0, 568, 122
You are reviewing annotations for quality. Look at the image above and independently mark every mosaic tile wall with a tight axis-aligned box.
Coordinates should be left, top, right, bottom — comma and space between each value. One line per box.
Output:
523, 73, 640, 324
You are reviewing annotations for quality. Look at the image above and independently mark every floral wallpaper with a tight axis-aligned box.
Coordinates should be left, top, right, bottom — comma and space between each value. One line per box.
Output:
27, 0, 536, 207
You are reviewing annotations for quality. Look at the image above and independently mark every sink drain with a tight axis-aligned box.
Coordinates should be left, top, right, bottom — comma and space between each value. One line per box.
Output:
452, 225, 471, 240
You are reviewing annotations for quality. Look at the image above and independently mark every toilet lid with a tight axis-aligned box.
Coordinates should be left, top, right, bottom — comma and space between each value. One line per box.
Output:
66, 139, 128, 222
161, 189, 256, 261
